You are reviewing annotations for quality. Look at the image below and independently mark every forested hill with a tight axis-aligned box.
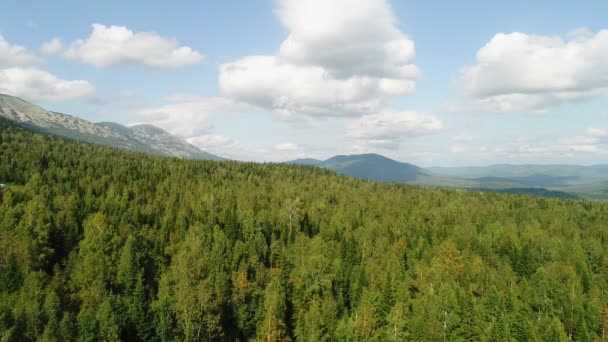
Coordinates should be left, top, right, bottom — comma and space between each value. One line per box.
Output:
2, 118, 608, 341
295, 153, 427, 183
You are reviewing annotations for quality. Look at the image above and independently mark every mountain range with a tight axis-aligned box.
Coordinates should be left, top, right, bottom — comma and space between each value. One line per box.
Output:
290, 155, 608, 200
2, 93, 608, 200
0, 94, 221, 160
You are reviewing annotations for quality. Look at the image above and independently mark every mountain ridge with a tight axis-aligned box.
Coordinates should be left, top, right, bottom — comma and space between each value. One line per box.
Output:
0, 93, 222, 160
287, 154, 608, 200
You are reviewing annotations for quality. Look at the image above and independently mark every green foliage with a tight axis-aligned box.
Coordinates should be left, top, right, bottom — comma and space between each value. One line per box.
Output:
2, 253, 23, 293
1, 118, 608, 340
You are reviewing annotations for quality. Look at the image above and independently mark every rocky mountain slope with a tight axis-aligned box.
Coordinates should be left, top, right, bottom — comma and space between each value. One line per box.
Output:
0, 94, 221, 160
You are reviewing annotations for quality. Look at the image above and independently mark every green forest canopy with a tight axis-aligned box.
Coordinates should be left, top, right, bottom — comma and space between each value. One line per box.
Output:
1, 118, 608, 341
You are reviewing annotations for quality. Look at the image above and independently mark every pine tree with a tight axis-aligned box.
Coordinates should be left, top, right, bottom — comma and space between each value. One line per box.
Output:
489, 314, 510, 342
58, 312, 76, 341
96, 297, 121, 341
77, 307, 98, 342
2, 252, 23, 293
258, 273, 290, 342
542, 317, 568, 342
387, 302, 409, 341
573, 313, 591, 342
129, 273, 153, 341
510, 307, 532, 342
41, 289, 61, 341
455, 290, 481, 341
152, 273, 176, 342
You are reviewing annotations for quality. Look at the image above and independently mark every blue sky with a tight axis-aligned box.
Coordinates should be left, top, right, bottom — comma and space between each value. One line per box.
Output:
1, 0, 607, 166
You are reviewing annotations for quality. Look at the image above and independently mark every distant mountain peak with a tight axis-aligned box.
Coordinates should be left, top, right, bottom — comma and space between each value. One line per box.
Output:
287, 153, 425, 183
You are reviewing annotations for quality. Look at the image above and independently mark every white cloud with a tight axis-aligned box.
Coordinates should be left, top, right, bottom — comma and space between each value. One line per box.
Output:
0, 35, 40, 68
187, 134, 272, 161
0, 35, 95, 102
466, 90, 605, 114
274, 142, 298, 151
0, 67, 95, 101
187, 134, 236, 150
463, 29, 608, 112
493, 135, 604, 158
348, 111, 442, 139
443, 128, 608, 164
188, 133, 342, 163
40, 37, 63, 55
220, 56, 398, 117
64, 24, 203, 68
558, 135, 600, 152
220, 0, 419, 118
136, 96, 249, 137
588, 127, 608, 137
277, 0, 418, 80
347, 111, 442, 149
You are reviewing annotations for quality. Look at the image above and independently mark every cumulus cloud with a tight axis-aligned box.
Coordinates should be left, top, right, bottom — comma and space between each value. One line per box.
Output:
220, 0, 419, 118
277, 0, 418, 80
0, 35, 95, 101
136, 96, 249, 137
0, 35, 40, 68
40, 37, 63, 55
220, 56, 398, 117
64, 24, 203, 68
0, 67, 95, 101
347, 111, 442, 149
463, 29, 608, 112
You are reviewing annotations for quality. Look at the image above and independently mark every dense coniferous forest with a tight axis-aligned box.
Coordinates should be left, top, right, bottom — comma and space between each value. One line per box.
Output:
1, 118, 608, 341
